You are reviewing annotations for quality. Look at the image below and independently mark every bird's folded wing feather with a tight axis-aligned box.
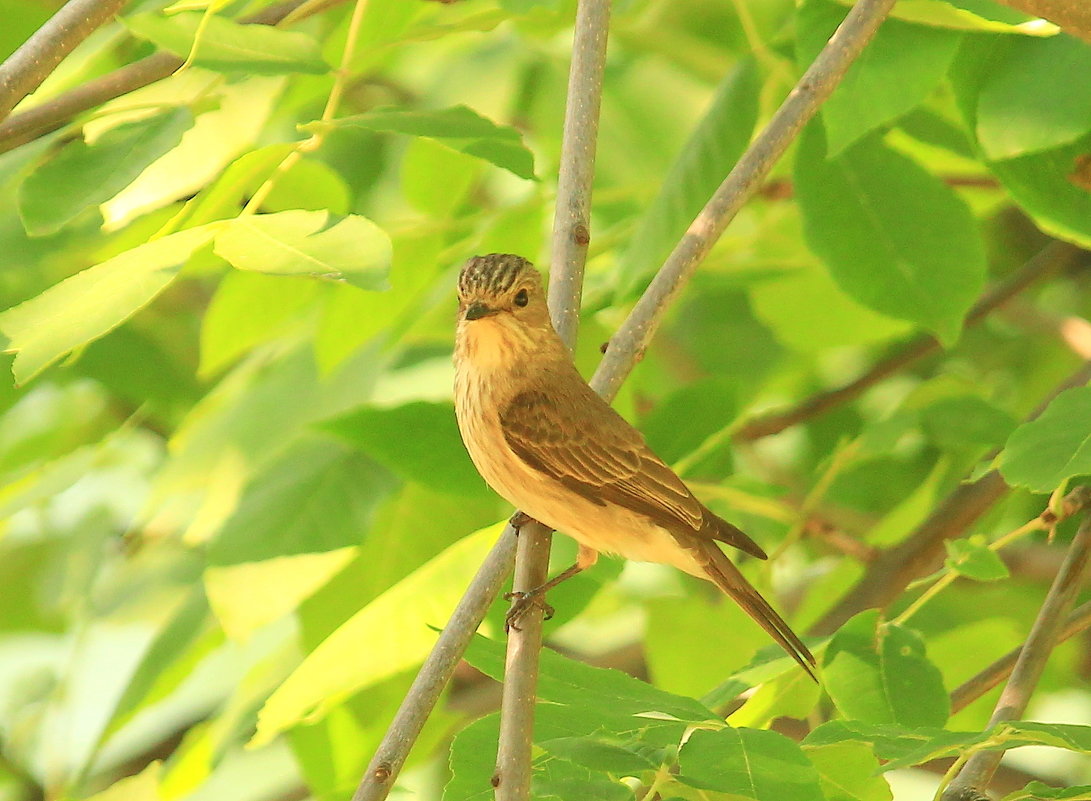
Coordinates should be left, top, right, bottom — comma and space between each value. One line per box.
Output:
500, 385, 705, 532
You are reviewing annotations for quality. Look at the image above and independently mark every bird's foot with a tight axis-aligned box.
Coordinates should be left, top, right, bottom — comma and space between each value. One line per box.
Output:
508, 510, 534, 532
503, 588, 554, 632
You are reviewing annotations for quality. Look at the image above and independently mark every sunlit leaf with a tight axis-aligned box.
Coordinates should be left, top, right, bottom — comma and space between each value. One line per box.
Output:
214, 210, 392, 290
123, 11, 329, 74
252, 523, 503, 745
0, 226, 217, 384
19, 108, 193, 235
326, 105, 536, 179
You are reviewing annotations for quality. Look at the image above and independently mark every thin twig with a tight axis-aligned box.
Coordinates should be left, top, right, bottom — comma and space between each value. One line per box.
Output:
592, 0, 899, 400
942, 514, 1091, 800
0, 0, 328, 154
733, 241, 1084, 442
809, 360, 1091, 637
0, 0, 130, 122
494, 1, 611, 798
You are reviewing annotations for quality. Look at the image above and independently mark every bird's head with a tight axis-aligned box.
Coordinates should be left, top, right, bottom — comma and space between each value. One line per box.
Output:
457, 253, 550, 331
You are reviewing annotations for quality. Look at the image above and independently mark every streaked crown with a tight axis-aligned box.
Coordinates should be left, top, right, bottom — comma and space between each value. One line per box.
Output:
458, 253, 536, 299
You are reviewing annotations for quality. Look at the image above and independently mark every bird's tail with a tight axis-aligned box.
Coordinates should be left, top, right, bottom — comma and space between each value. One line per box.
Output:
692, 539, 817, 682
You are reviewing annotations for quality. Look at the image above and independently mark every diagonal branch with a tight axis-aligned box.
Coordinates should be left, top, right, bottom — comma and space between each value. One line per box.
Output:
0, 0, 329, 154
952, 598, 1091, 715
494, 1, 611, 798
0, 0, 130, 123
809, 360, 1091, 637
941, 514, 1091, 800
733, 242, 1085, 442
592, 0, 899, 399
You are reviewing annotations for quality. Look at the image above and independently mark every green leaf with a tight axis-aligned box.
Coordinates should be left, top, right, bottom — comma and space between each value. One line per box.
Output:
999, 385, 1091, 492
206, 547, 358, 640
832, 0, 1057, 33
534, 759, 635, 801
1005, 721, 1091, 752
977, 34, 1091, 160
0, 225, 217, 384
803, 742, 893, 801
123, 11, 329, 75
214, 210, 392, 290
804, 721, 987, 767
539, 734, 660, 774
677, 727, 824, 800
644, 594, 768, 698
1003, 782, 1091, 801
327, 105, 536, 179
108, 585, 222, 732
464, 633, 717, 723
321, 401, 489, 498
614, 59, 759, 298
19, 108, 193, 236
944, 535, 1010, 581
199, 271, 321, 377
987, 137, 1091, 249
208, 437, 396, 565
749, 259, 912, 352
252, 523, 503, 746
920, 395, 1017, 451
794, 125, 986, 344
798, 1, 962, 155
823, 610, 950, 727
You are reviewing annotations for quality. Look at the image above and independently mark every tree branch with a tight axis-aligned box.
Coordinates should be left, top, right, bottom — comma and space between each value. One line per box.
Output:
942, 514, 1091, 800
494, 2, 610, 798
733, 241, 1085, 442
952, 598, 1091, 715
592, 0, 899, 400
0, 0, 324, 154
809, 359, 1091, 637
0, 0, 130, 123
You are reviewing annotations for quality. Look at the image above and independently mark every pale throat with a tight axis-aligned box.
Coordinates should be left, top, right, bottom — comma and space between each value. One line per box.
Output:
457, 315, 537, 373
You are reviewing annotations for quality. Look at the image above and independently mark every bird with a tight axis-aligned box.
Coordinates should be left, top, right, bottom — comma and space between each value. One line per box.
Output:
453, 253, 816, 680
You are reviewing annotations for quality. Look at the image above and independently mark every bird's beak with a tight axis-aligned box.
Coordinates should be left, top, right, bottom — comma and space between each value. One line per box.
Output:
464, 301, 498, 321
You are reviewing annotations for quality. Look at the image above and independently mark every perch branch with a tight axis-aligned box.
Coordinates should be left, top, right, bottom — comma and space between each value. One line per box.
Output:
494, 1, 610, 798
733, 241, 1084, 442
0, 0, 129, 122
0, 0, 329, 154
810, 359, 1091, 637
592, 0, 899, 400
941, 514, 1091, 800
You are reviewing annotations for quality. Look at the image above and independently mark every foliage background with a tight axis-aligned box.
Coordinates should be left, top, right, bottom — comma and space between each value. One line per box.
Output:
1, 0, 1091, 799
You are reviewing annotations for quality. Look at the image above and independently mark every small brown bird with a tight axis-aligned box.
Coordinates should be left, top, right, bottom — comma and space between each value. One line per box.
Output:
453, 253, 816, 679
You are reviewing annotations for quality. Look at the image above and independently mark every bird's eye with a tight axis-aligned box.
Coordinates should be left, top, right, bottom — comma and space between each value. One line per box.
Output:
514, 289, 529, 307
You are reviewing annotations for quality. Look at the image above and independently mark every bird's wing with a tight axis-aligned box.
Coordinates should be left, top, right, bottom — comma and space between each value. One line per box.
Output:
501, 386, 704, 532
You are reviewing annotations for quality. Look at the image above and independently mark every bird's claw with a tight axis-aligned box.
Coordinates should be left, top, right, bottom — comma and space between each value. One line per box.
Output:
504, 589, 554, 631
